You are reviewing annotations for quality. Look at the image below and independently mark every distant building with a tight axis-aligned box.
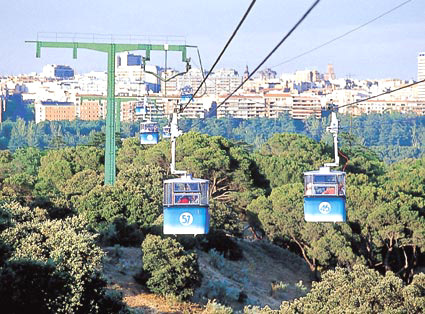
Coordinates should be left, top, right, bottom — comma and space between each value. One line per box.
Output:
264, 91, 292, 118
35, 101, 76, 123
418, 52, 425, 99
291, 95, 322, 119
217, 94, 265, 119
324, 64, 336, 81
41, 64, 74, 79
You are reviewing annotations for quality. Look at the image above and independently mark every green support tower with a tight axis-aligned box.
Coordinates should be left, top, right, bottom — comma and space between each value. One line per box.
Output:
27, 39, 190, 185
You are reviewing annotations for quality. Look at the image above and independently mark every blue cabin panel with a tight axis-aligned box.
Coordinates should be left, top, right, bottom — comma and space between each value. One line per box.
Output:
304, 196, 346, 222
163, 206, 209, 234
140, 132, 159, 145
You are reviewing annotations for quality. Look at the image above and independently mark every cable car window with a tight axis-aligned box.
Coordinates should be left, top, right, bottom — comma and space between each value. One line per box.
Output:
174, 194, 200, 204
337, 174, 346, 196
313, 175, 336, 184
314, 186, 336, 195
174, 183, 200, 192
304, 175, 313, 195
200, 182, 209, 204
164, 183, 172, 204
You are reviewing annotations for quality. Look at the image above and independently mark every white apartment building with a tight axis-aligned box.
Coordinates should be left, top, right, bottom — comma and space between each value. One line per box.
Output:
264, 91, 292, 118
217, 94, 265, 119
291, 94, 322, 119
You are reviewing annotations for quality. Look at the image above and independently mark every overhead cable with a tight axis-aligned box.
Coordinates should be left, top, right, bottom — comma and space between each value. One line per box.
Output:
339, 78, 425, 109
180, 0, 257, 112
270, 0, 413, 69
190, 0, 321, 128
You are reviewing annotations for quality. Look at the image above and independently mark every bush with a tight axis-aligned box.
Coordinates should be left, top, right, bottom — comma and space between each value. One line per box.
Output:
208, 248, 226, 269
0, 259, 70, 314
204, 299, 234, 314
201, 230, 243, 261
142, 234, 202, 299
202, 280, 241, 305
0, 201, 127, 313
210, 200, 242, 235
100, 217, 144, 246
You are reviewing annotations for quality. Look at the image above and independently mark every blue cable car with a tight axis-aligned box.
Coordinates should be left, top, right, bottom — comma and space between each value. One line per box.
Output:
304, 167, 346, 222
163, 175, 209, 235
140, 121, 159, 144
162, 126, 171, 139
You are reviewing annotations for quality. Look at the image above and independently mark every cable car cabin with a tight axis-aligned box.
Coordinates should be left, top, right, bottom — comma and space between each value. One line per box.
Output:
140, 122, 159, 144
162, 126, 171, 139
304, 167, 346, 222
163, 175, 209, 235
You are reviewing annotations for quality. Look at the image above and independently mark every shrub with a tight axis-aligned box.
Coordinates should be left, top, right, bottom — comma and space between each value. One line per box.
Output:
0, 259, 70, 314
210, 200, 242, 235
100, 217, 144, 246
201, 230, 243, 261
208, 248, 226, 270
204, 299, 234, 314
203, 280, 241, 305
142, 234, 201, 299
0, 201, 127, 313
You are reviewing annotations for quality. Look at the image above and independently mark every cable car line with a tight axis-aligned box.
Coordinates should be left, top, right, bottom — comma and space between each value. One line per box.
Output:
270, 0, 414, 69
338, 78, 425, 110
189, 0, 321, 130
180, 0, 257, 112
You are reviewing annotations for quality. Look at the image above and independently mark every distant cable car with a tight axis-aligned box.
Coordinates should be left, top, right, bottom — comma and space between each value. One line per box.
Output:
162, 126, 171, 139
304, 110, 346, 222
163, 175, 209, 234
163, 110, 210, 235
140, 121, 159, 145
304, 167, 346, 222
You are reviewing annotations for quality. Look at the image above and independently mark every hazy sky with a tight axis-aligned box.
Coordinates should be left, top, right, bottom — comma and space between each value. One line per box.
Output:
0, 0, 423, 80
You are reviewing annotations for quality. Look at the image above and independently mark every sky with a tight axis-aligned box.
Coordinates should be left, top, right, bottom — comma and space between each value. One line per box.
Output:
0, 0, 424, 80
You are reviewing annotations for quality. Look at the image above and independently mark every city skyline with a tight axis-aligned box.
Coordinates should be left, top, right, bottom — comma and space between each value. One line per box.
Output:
0, 0, 424, 80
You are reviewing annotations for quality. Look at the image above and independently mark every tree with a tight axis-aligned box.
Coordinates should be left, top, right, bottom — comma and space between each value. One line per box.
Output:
280, 265, 425, 313
254, 133, 331, 189
248, 184, 358, 276
0, 201, 127, 313
141, 234, 201, 299
75, 164, 164, 230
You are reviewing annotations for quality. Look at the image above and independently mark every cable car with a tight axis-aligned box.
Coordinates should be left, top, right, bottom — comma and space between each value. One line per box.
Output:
140, 121, 159, 144
304, 167, 346, 222
162, 126, 171, 139
303, 110, 346, 222
163, 175, 209, 234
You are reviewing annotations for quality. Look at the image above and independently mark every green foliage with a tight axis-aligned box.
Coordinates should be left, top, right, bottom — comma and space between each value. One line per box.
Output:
255, 134, 330, 189
99, 217, 144, 246
210, 200, 243, 235
75, 164, 163, 230
176, 132, 265, 211
249, 184, 358, 273
279, 264, 425, 313
204, 299, 234, 314
208, 248, 226, 269
0, 259, 70, 314
0, 201, 126, 313
203, 280, 242, 305
201, 230, 243, 261
141, 234, 201, 299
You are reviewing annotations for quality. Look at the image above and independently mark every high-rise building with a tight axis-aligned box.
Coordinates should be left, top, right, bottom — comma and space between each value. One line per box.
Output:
418, 52, 425, 99
324, 64, 336, 81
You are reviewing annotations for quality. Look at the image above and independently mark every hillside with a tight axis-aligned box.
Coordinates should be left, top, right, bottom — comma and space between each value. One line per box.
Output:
102, 239, 313, 313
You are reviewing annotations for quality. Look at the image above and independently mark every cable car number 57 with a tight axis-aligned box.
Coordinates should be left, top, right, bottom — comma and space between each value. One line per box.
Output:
179, 212, 193, 226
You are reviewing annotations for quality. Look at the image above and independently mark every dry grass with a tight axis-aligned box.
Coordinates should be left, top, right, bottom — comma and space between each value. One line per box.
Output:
102, 239, 313, 313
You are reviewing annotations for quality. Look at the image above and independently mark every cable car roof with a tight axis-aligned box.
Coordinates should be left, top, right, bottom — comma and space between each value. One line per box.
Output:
304, 166, 345, 176
164, 175, 209, 184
